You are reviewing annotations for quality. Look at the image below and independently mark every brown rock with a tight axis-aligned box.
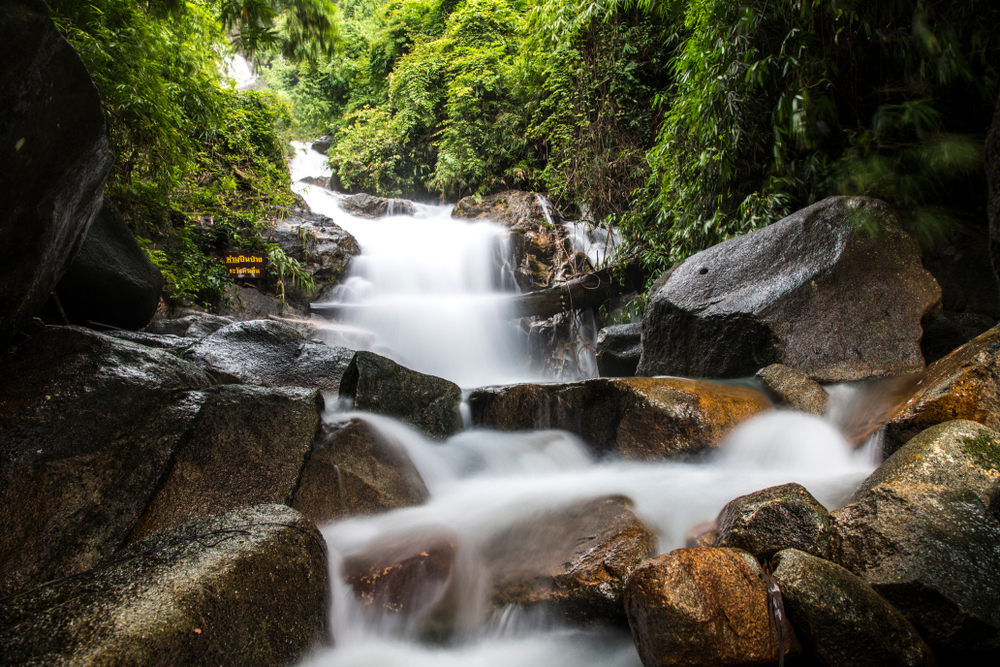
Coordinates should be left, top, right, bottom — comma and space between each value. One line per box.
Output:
292, 417, 429, 524
470, 377, 771, 459
624, 547, 800, 667
754, 364, 829, 414
884, 325, 1000, 457
484, 496, 657, 625
715, 482, 832, 560
129, 385, 323, 540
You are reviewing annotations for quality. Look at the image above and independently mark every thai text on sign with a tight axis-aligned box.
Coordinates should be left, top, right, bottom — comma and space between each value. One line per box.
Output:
224, 252, 265, 278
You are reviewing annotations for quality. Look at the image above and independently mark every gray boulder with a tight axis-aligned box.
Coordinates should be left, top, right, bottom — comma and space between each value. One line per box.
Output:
0, 0, 113, 344
0, 327, 213, 598
270, 207, 359, 298
52, 200, 163, 330
0, 504, 329, 666
340, 193, 416, 218
145, 313, 237, 338
182, 319, 355, 391
129, 385, 323, 541
312, 135, 334, 154
292, 416, 429, 525
596, 323, 641, 377
830, 483, 1000, 657
771, 548, 935, 667
754, 364, 829, 415
638, 197, 942, 382
852, 420, 1000, 505
339, 351, 463, 439
715, 483, 832, 559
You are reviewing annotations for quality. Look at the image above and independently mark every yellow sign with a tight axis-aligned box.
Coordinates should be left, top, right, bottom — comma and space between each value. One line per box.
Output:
224, 252, 265, 278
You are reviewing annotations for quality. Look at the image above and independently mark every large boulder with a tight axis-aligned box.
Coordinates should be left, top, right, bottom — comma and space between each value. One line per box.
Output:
469, 377, 770, 459
852, 420, 1000, 505
339, 351, 463, 439
771, 548, 935, 667
754, 364, 828, 415
452, 190, 578, 291
884, 325, 1000, 456
51, 200, 163, 330
624, 548, 800, 667
182, 319, 354, 391
596, 323, 642, 377
0, 0, 113, 345
714, 483, 832, 560
0, 326, 214, 598
0, 504, 329, 666
269, 206, 359, 299
483, 496, 657, 625
146, 313, 238, 338
340, 193, 416, 218
638, 197, 942, 382
128, 385, 323, 541
830, 483, 1000, 658
292, 416, 429, 525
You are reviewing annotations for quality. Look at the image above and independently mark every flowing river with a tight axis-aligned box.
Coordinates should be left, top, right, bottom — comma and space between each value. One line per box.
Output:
287, 143, 877, 666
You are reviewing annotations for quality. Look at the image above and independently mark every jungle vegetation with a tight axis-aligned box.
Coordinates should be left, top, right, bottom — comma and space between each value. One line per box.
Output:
51, 0, 1000, 301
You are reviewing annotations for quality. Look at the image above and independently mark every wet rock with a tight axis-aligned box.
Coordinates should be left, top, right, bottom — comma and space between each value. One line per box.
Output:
469, 377, 770, 460
52, 200, 163, 330
921, 310, 997, 365
884, 325, 1000, 456
715, 483, 832, 560
129, 385, 322, 540
342, 529, 457, 618
754, 364, 829, 415
182, 319, 354, 392
0, 504, 329, 666
270, 206, 359, 298
339, 351, 463, 440
852, 420, 1000, 505
639, 197, 942, 382
771, 548, 935, 667
596, 323, 642, 377
146, 313, 238, 338
0, 327, 213, 598
484, 496, 657, 625
624, 547, 800, 667
830, 483, 1000, 657
102, 329, 193, 352
0, 0, 113, 345
220, 284, 305, 320
452, 190, 578, 291
340, 193, 416, 218
312, 135, 334, 154
292, 417, 429, 525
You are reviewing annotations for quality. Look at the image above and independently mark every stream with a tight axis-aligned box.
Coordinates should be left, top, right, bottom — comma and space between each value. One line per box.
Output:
287, 144, 878, 666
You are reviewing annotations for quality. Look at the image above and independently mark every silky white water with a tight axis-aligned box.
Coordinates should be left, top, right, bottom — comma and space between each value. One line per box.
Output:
286, 142, 877, 666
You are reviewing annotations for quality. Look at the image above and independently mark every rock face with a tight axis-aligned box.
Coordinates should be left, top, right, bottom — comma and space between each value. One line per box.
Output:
624, 548, 799, 667
220, 284, 305, 320
469, 377, 770, 459
52, 200, 163, 330
452, 190, 579, 291
0, 0, 114, 345
292, 416, 429, 525
754, 364, 828, 415
715, 483, 832, 559
0, 504, 329, 666
340, 193, 416, 218
0, 327, 213, 598
830, 483, 1000, 657
270, 206, 359, 299
129, 385, 323, 540
638, 197, 942, 382
146, 313, 238, 338
771, 548, 935, 667
852, 420, 1000, 504
596, 323, 642, 377
884, 325, 1000, 456
483, 496, 657, 625
182, 319, 355, 391
339, 351, 463, 439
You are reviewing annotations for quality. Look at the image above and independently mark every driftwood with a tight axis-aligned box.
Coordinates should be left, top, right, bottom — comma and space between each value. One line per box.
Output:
310, 258, 646, 321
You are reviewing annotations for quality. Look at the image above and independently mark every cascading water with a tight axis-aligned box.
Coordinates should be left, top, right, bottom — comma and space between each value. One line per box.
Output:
286, 143, 880, 666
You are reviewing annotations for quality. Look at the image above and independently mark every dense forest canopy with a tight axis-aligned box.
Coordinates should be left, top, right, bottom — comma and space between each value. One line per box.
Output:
49, 0, 1000, 304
